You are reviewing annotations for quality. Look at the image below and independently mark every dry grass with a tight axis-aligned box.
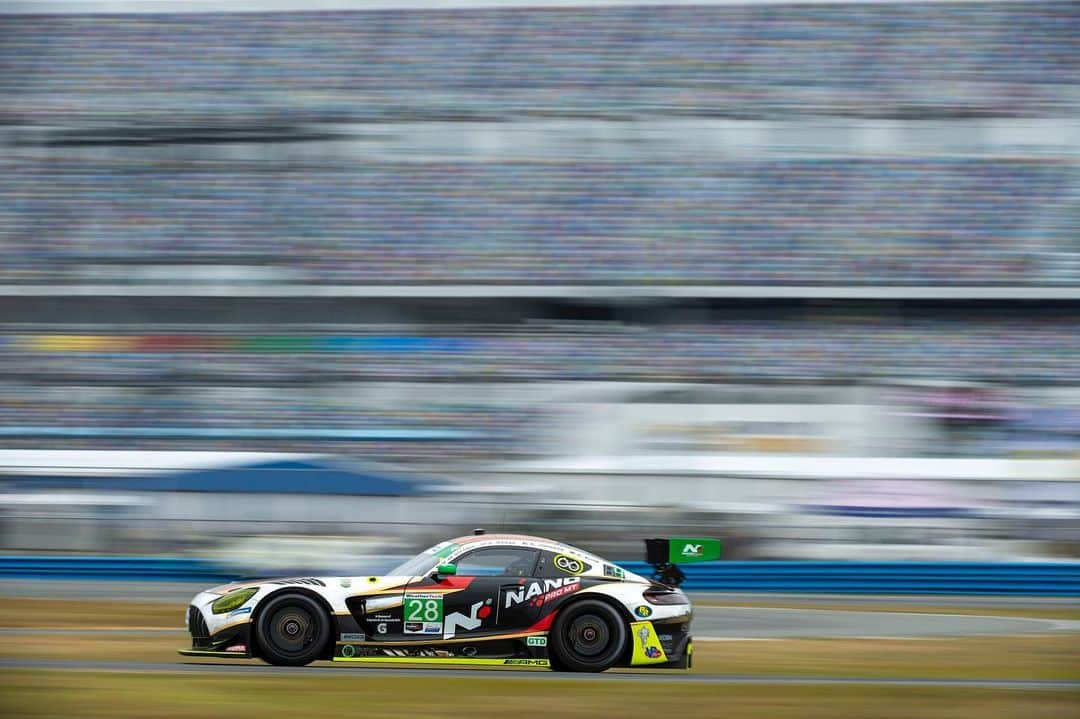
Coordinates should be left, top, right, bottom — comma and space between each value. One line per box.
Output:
0, 598, 183, 629
1, 670, 1077, 719
1, 632, 1077, 682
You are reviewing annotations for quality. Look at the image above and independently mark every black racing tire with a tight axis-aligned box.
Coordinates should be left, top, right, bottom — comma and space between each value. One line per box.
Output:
254, 593, 331, 666
548, 599, 628, 673
546, 650, 569, 672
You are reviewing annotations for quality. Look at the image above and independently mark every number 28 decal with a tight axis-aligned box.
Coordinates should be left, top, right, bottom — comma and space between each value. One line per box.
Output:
404, 595, 444, 622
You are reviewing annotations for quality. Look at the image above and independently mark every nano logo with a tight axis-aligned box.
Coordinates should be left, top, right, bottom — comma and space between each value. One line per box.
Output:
681, 543, 703, 557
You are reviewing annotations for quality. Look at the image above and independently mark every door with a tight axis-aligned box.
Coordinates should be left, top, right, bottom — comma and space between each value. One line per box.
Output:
404, 546, 542, 640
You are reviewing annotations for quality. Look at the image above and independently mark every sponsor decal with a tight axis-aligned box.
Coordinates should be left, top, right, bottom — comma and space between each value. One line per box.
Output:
228, 606, 253, 617
667, 538, 721, 564
225, 644, 247, 653
404, 593, 444, 635
425, 541, 459, 559
503, 658, 548, 666
444, 598, 493, 639
634, 605, 653, 618
526, 636, 547, 647
376, 623, 388, 634
680, 543, 703, 558
340, 633, 365, 642
341, 644, 356, 658
631, 621, 668, 665
340, 579, 352, 588
553, 554, 586, 575
603, 564, 624, 579
503, 577, 580, 609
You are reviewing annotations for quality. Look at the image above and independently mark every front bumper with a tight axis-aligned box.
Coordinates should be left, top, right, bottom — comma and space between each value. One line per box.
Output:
181, 603, 253, 659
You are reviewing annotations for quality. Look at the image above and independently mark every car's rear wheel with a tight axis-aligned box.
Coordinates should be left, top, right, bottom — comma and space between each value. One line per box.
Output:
255, 593, 330, 666
548, 599, 627, 672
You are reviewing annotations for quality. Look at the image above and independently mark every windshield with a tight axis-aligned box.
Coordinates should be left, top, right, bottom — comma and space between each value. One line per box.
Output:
388, 540, 459, 577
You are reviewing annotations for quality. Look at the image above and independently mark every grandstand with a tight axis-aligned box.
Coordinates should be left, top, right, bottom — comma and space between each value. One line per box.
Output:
0, 0, 1076, 477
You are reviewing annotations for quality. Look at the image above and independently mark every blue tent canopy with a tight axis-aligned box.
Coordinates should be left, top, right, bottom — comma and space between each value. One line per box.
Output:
1, 458, 434, 496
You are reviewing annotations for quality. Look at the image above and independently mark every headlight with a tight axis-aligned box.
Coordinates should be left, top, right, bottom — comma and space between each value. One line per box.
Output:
643, 588, 689, 605
211, 588, 259, 615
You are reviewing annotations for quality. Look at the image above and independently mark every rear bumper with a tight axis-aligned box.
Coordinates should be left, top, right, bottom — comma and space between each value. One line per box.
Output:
655, 637, 692, 669
641, 619, 692, 669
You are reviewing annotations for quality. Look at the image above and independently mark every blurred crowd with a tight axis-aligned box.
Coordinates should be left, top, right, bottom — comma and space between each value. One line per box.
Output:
3, 2, 1077, 287
0, 384, 537, 460
2, 3, 1076, 123
2, 157, 1075, 285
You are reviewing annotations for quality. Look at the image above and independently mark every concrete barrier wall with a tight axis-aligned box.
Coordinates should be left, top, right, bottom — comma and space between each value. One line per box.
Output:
619, 561, 1080, 595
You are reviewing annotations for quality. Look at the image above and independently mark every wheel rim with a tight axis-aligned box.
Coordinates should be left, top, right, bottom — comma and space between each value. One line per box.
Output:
266, 606, 317, 657
566, 613, 613, 659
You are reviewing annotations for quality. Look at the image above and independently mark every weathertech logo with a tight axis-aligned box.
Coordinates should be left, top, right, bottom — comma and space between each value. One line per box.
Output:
681, 543, 703, 557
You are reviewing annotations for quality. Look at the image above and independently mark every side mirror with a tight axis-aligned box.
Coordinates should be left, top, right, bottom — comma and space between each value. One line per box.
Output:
434, 563, 457, 577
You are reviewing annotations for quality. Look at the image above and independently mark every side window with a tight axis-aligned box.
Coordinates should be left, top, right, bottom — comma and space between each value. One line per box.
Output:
453, 548, 539, 577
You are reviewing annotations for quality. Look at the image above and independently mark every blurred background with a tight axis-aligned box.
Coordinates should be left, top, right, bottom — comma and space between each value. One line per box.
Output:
1, 0, 1078, 578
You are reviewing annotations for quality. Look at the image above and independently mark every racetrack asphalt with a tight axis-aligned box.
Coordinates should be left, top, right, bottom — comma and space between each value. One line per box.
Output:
3, 580, 1079, 639
4, 605, 1077, 640
2, 658, 1078, 690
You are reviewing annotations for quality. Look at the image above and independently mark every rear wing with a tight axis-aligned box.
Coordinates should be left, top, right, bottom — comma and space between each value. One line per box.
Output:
644, 538, 722, 587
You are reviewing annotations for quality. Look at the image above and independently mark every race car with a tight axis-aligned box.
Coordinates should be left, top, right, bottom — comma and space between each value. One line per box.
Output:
180, 531, 717, 672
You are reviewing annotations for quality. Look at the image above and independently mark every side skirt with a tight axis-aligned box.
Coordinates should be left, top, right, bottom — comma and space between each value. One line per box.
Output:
177, 649, 252, 659
333, 656, 550, 667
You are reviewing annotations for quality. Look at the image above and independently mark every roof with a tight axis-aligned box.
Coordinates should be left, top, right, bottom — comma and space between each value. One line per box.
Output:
450, 533, 562, 547
446, 533, 606, 562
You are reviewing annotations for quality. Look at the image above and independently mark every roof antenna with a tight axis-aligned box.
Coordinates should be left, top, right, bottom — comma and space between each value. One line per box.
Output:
473, 528, 486, 536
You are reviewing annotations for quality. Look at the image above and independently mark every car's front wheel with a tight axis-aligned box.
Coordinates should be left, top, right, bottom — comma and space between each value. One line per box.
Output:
548, 599, 627, 672
255, 593, 331, 666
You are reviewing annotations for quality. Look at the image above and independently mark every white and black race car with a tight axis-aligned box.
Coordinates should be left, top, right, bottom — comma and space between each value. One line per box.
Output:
181, 532, 714, 672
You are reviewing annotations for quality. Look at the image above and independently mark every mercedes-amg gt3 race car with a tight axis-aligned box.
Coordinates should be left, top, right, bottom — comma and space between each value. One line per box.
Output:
181, 532, 718, 672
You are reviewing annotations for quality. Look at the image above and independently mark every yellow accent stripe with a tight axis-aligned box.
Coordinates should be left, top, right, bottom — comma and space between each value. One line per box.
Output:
177, 649, 248, 658
333, 656, 549, 667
